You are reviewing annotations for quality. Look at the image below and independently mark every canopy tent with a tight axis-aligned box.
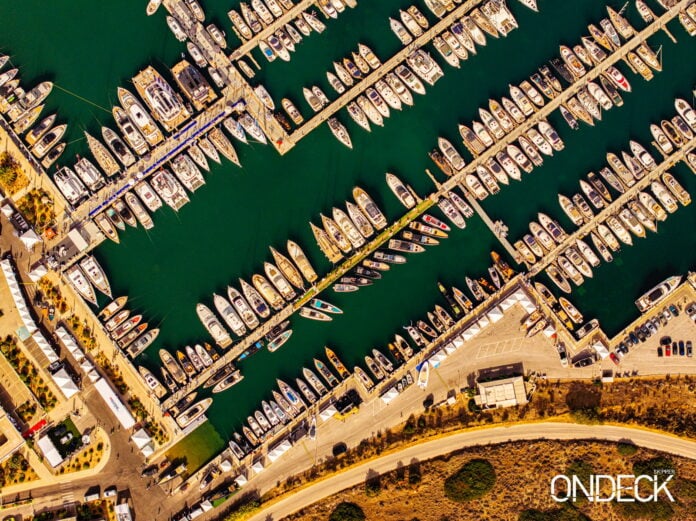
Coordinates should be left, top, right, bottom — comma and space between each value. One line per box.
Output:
80, 359, 95, 374
487, 306, 504, 323
543, 324, 557, 338
32, 331, 59, 363
51, 368, 79, 399
267, 439, 292, 462
251, 460, 265, 475
37, 435, 64, 468
517, 293, 537, 313
200, 500, 214, 512
1, 259, 39, 334
219, 459, 232, 473
234, 473, 248, 487
131, 428, 153, 449
19, 230, 42, 250
461, 328, 476, 341
319, 404, 338, 422
380, 387, 399, 404
18, 307, 38, 334
28, 263, 48, 282
452, 336, 464, 349
93, 378, 136, 429
86, 370, 100, 383
500, 296, 517, 311
141, 443, 155, 458
467, 322, 481, 336
444, 342, 457, 355
56, 326, 84, 356
478, 315, 490, 329
1, 203, 14, 218
429, 351, 447, 368
592, 341, 610, 359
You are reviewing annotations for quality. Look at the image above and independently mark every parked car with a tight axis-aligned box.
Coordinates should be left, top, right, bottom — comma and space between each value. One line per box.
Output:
628, 332, 639, 345
665, 344, 671, 356
662, 307, 672, 322
657, 346, 663, 357
669, 304, 680, 317
660, 336, 672, 346
609, 353, 620, 365
687, 341, 693, 357
679, 341, 685, 356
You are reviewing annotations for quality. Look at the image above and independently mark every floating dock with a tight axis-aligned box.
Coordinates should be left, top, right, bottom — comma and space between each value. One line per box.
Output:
528, 134, 696, 277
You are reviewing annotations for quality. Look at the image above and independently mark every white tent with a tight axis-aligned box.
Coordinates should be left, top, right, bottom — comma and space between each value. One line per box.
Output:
478, 315, 490, 329
518, 294, 537, 313
429, 351, 447, 368
268, 439, 292, 462
380, 387, 399, 404
131, 428, 152, 449
234, 473, 248, 487
251, 460, 265, 475
487, 306, 504, 323
1, 204, 13, 218
453, 336, 464, 349
19, 230, 42, 250
18, 307, 38, 334
86, 370, 100, 383
93, 378, 136, 429
56, 326, 83, 356
444, 342, 457, 355
319, 404, 338, 422
468, 322, 481, 336
219, 459, 232, 473
80, 359, 95, 374
28, 263, 48, 282
32, 331, 59, 363
200, 500, 214, 512
52, 368, 80, 399
141, 443, 155, 458
592, 341, 610, 359
543, 324, 557, 338
461, 328, 475, 341
37, 435, 64, 468
500, 296, 517, 311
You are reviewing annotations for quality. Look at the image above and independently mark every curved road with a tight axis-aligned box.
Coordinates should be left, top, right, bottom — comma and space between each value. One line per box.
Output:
248, 422, 696, 521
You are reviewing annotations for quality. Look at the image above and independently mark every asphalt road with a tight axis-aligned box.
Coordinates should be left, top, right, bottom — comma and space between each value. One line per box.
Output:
247, 422, 696, 521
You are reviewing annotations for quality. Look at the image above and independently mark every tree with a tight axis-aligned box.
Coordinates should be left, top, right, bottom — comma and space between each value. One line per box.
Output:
329, 502, 366, 521
444, 459, 496, 502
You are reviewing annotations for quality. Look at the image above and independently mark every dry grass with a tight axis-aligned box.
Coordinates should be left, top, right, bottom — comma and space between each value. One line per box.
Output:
283, 440, 696, 521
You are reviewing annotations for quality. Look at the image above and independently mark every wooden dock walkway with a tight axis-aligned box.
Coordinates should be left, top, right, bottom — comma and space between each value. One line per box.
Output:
528, 134, 696, 277
287, 0, 486, 144
464, 191, 521, 262
229, 0, 323, 59
436, 0, 690, 198
162, 198, 436, 409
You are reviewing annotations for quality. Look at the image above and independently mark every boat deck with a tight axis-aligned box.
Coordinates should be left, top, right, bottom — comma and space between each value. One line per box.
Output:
287, 0, 487, 146
228, 0, 324, 59
528, 134, 696, 277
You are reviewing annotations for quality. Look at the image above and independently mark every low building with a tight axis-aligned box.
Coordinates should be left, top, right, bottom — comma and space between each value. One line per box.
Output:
475, 376, 529, 409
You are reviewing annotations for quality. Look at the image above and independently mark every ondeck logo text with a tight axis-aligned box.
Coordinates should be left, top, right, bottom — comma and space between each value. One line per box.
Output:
550, 474, 675, 503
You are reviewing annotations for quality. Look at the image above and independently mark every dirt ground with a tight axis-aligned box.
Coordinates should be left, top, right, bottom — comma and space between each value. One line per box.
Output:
283, 439, 696, 521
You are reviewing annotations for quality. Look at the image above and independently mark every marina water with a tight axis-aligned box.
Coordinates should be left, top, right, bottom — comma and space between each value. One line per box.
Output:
2, 0, 694, 446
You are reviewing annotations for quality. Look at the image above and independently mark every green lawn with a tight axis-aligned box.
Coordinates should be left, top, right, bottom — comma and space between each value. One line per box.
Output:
165, 422, 225, 474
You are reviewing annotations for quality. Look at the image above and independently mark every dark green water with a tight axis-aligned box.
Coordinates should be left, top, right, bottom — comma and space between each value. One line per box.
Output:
2, 1, 694, 441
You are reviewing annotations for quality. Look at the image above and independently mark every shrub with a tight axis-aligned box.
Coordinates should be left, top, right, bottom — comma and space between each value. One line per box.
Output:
617, 442, 638, 456
329, 502, 366, 521
444, 459, 496, 502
